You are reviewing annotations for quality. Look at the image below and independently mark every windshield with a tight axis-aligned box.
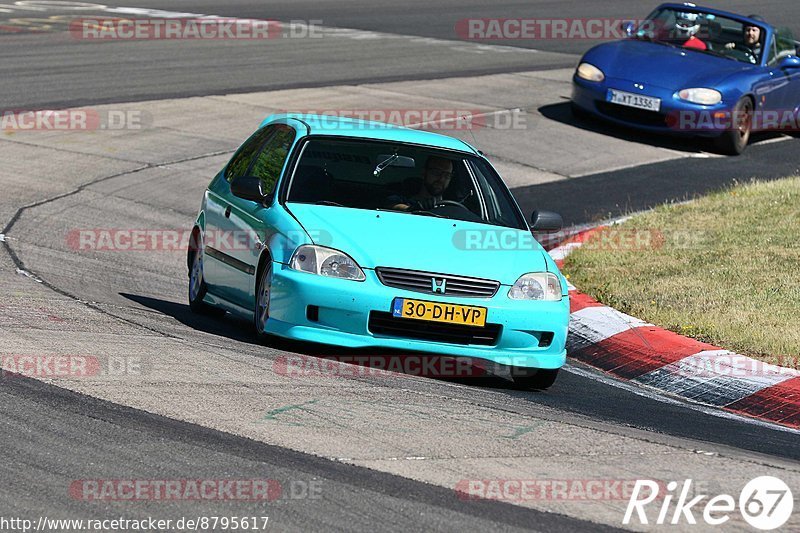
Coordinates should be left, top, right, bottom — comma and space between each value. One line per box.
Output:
635, 7, 767, 65
286, 138, 527, 230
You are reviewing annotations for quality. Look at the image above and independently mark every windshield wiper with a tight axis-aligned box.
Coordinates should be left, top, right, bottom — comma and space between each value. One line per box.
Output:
408, 210, 446, 219
314, 200, 345, 207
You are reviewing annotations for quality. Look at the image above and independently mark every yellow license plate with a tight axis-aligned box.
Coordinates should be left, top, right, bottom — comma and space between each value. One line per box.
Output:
391, 298, 487, 327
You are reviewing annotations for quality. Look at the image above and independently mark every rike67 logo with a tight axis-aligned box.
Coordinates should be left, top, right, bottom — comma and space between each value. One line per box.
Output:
624, 477, 794, 530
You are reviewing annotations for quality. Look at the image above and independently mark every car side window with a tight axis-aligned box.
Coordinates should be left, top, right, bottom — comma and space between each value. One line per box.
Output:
225, 126, 276, 183
249, 125, 296, 195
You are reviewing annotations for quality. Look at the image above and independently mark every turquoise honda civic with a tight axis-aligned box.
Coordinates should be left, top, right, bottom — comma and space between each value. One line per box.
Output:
188, 114, 569, 389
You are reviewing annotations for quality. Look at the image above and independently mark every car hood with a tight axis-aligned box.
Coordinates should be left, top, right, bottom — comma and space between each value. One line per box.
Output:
585, 40, 751, 89
287, 204, 548, 285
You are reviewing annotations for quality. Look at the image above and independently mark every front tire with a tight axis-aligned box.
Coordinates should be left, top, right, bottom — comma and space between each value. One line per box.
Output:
254, 261, 273, 342
511, 368, 559, 391
713, 97, 753, 155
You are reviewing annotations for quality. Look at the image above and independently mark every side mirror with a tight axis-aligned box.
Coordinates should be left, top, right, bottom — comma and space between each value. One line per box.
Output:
621, 21, 636, 37
779, 56, 800, 69
530, 210, 563, 233
230, 175, 268, 203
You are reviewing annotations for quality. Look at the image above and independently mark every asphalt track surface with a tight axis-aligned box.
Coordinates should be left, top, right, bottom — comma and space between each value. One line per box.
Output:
2, 1, 800, 531
3, 0, 800, 109
2, 375, 615, 533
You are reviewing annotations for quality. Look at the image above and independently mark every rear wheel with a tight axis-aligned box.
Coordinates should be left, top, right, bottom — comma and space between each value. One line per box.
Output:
713, 97, 753, 155
511, 368, 559, 391
188, 248, 224, 316
254, 261, 273, 342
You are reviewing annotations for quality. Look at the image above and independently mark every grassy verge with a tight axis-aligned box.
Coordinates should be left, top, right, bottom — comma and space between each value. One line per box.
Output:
564, 177, 800, 366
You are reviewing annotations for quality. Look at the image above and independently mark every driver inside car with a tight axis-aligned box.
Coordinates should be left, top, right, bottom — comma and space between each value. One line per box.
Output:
725, 18, 763, 63
387, 155, 454, 211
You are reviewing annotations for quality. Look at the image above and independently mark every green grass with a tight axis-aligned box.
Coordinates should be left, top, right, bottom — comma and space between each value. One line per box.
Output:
564, 177, 800, 366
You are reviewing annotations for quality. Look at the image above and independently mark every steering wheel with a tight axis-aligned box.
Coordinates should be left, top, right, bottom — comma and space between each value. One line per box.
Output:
432, 200, 470, 210
737, 45, 757, 64
721, 45, 757, 64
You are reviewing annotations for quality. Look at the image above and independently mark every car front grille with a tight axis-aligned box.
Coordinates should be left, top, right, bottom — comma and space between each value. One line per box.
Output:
595, 101, 669, 128
375, 267, 499, 298
368, 311, 502, 346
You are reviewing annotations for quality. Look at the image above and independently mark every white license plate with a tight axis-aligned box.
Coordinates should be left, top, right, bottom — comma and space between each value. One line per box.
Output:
607, 89, 661, 112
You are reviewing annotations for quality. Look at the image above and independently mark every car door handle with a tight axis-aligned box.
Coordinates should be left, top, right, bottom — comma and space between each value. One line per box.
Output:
224, 205, 231, 218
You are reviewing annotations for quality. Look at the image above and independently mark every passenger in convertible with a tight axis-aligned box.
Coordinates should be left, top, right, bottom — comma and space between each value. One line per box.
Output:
675, 12, 707, 50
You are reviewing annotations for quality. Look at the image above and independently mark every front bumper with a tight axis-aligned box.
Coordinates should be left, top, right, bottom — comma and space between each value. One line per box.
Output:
266, 262, 568, 370
572, 75, 728, 137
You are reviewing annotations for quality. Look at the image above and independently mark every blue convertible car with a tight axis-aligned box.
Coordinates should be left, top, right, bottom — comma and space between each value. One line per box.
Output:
188, 114, 569, 389
572, 3, 800, 154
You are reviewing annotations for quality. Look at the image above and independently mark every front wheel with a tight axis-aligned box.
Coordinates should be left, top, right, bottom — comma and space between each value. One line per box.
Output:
254, 261, 273, 342
511, 368, 559, 391
713, 97, 753, 155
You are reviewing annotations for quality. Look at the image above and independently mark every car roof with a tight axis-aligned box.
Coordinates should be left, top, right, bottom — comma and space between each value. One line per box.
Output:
260, 113, 480, 155
657, 3, 774, 30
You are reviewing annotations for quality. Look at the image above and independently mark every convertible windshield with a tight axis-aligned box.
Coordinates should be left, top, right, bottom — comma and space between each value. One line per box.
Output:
635, 7, 768, 64
286, 138, 527, 230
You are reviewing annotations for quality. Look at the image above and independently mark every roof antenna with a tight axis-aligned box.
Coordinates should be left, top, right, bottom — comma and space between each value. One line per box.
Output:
462, 113, 484, 155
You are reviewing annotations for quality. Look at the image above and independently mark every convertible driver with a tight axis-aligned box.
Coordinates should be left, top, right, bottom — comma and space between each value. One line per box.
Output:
725, 17, 764, 63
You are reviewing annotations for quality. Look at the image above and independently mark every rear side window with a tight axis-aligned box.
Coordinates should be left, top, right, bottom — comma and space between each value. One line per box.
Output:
249, 126, 295, 195
225, 126, 275, 183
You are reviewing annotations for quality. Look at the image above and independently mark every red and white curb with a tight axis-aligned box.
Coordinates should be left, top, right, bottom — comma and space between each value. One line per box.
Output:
549, 226, 800, 430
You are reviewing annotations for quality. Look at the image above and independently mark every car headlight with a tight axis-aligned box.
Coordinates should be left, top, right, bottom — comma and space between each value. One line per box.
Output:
508, 273, 562, 301
576, 62, 605, 82
290, 245, 366, 281
678, 88, 722, 105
